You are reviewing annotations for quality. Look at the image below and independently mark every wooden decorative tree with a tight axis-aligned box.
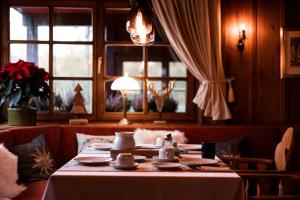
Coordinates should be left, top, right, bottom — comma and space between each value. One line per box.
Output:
69, 84, 88, 125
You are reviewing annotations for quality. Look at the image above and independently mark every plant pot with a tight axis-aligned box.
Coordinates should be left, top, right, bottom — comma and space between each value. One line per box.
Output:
8, 108, 37, 126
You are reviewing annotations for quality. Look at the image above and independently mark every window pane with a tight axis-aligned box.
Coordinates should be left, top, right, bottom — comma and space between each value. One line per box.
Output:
148, 46, 180, 77
10, 43, 49, 71
53, 7, 93, 41
53, 80, 92, 113
173, 81, 187, 112
105, 10, 131, 41
123, 61, 144, 77
105, 46, 143, 76
169, 62, 187, 77
53, 44, 92, 77
10, 7, 49, 41
105, 80, 143, 112
148, 62, 162, 77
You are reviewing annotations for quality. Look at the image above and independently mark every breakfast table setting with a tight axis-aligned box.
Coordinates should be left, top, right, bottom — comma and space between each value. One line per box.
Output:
42, 132, 245, 200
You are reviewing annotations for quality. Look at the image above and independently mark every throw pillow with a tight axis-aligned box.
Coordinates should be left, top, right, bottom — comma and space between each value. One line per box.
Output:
133, 129, 188, 145
215, 137, 248, 157
11, 135, 56, 183
0, 144, 26, 199
76, 133, 115, 153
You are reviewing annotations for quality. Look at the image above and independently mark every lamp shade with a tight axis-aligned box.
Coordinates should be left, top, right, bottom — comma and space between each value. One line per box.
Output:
111, 75, 140, 91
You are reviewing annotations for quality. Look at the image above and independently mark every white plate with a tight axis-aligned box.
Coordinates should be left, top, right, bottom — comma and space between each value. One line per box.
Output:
134, 155, 146, 162
152, 162, 181, 170
74, 156, 112, 165
92, 143, 113, 150
139, 144, 158, 149
177, 144, 202, 151
109, 161, 138, 170
152, 156, 179, 162
180, 158, 218, 167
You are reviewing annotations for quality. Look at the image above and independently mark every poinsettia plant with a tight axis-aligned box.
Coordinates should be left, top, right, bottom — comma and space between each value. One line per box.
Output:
0, 60, 50, 109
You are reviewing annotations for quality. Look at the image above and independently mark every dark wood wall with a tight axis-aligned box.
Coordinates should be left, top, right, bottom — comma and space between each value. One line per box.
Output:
221, 0, 300, 125
1, 0, 299, 124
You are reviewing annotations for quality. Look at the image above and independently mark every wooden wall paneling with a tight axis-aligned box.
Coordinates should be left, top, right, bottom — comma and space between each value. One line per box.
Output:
285, 78, 300, 124
221, 0, 257, 124
282, 0, 300, 125
255, 0, 281, 124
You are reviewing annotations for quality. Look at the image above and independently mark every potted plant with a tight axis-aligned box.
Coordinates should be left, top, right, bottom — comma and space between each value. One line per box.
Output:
0, 60, 50, 125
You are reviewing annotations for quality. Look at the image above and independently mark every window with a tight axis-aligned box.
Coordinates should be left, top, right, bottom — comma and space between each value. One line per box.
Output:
4, 1, 195, 122
101, 7, 195, 121
8, 4, 95, 117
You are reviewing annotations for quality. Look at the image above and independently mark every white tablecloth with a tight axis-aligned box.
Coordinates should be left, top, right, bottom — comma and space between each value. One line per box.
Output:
43, 154, 245, 200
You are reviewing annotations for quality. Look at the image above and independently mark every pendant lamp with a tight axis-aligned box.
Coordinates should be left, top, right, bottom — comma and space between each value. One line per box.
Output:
126, 0, 155, 45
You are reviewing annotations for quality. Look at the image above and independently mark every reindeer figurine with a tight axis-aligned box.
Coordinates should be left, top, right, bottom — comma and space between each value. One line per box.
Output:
147, 80, 176, 122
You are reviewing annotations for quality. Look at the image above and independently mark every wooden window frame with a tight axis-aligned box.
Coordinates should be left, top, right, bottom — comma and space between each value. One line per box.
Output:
2, 0, 97, 121
1, 0, 197, 122
99, 5, 196, 122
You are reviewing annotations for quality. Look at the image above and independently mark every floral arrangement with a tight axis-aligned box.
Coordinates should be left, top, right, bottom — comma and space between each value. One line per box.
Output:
0, 60, 50, 109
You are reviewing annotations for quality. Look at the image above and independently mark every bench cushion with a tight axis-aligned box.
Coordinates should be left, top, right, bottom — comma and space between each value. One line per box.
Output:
10, 125, 62, 166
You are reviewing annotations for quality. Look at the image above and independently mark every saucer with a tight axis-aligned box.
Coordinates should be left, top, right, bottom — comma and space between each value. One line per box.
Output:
92, 143, 113, 150
177, 144, 202, 151
109, 161, 139, 170
74, 156, 112, 165
152, 156, 179, 162
180, 158, 218, 167
133, 155, 146, 162
152, 162, 181, 170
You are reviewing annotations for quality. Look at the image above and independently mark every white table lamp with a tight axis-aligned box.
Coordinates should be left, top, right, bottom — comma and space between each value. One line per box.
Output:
111, 73, 140, 125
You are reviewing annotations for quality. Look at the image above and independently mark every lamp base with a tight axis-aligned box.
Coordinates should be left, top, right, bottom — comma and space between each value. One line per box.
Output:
119, 118, 131, 125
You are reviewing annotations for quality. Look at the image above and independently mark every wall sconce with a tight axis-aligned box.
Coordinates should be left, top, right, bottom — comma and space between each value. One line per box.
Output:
237, 23, 246, 51
126, 0, 155, 46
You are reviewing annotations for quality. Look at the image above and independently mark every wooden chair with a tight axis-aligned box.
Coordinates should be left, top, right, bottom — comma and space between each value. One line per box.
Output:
220, 127, 300, 173
238, 173, 300, 200
220, 127, 300, 199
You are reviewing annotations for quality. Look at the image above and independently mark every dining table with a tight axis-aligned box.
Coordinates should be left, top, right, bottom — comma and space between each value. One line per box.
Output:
42, 145, 245, 200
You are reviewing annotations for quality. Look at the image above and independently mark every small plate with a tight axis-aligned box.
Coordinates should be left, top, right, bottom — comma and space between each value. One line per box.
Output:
74, 156, 112, 165
92, 143, 113, 150
152, 162, 181, 170
152, 156, 179, 162
109, 161, 138, 170
139, 144, 158, 149
177, 144, 202, 151
134, 155, 146, 162
180, 158, 218, 167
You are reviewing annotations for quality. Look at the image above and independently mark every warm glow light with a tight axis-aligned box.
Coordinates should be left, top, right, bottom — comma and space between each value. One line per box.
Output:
240, 23, 246, 31
111, 74, 140, 91
135, 11, 147, 44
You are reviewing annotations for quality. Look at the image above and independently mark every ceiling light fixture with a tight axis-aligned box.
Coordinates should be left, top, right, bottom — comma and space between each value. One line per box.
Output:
126, 0, 155, 46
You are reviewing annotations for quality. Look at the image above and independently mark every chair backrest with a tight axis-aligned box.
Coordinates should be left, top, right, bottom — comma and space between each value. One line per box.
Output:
239, 173, 300, 200
286, 127, 300, 171
274, 127, 294, 171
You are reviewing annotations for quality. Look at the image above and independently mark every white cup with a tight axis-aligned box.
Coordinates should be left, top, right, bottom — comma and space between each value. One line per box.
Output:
116, 153, 134, 167
158, 147, 175, 160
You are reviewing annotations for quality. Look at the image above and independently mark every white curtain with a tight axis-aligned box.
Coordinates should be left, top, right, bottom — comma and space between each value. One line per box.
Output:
152, 0, 231, 120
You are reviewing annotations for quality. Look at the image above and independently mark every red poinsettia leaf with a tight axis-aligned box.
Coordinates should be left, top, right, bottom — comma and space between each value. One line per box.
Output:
21, 66, 31, 78
16, 73, 23, 80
